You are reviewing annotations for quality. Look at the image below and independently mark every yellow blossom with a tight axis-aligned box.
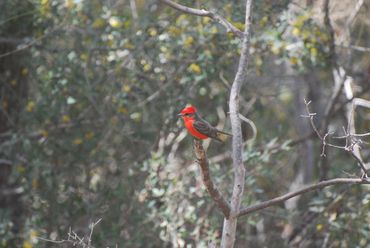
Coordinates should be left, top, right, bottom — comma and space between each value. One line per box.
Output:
292, 27, 300, 37
310, 47, 318, 57
62, 115, 71, 123
176, 14, 188, 25
188, 63, 201, 74
21, 68, 29, 76
123, 42, 134, 49
118, 106, 128, 114
202, 17, 211, 24
32, 178, 39, 189
22, 241, 32, 248
73, 138, 83, 145
123, 20, 131, 28
122, 84, 131, 92
41, 0, 50, 15
39, 129, 48, 138
183, 36, 194, 48
148, 27, 157, 36
64, 0, 75, 9
168, 26, 181, 36
30, 230, 38, 243
316, 224, 323, 231
232, 21, 245, 31
289, 57, 298, 65
26, 101, 35, 112
10, 79, 17, 86
16, 164, 26, 173
143, 63, 151, 72
130, 112, 142, 122
255, 56, 263, 67
259, 16, 268, 27
92, 18, 105, 29
109, 16, 122, 28
209, 26, 218, 34
85, 131, 94, 140
80, 53, 88, 62
271, 44, 280, 55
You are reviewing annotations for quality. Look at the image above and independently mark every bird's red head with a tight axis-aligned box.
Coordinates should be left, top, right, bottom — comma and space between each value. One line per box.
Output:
180, 105, 197, 115
178, 105, 197, 121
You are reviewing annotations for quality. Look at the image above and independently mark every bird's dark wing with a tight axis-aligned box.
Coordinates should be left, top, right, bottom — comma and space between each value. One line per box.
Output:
193, 114, 232, 142
193, 118, 218, 139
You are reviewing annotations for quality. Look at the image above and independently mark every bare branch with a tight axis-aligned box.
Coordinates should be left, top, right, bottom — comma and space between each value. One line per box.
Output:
159, 0, 244, 38
334, 132, 370, 138
304, 99, 369, 177
0, 37, 25, 45
194, 140, 231, 218
129, 0, 138, 20
349, 152, 369, 178
336, 43, 370, 53
320, 68, 346, 132
346, 0, 364, 27
238, 113, 257, 143
37, 219, 102, 248
238, 178, 370, 217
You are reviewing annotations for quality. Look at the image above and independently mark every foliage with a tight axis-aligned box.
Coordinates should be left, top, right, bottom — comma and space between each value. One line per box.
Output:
0, 0, 369, 247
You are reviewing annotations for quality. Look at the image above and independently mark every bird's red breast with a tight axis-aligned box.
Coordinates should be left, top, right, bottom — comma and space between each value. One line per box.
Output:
184, 118, 209, 140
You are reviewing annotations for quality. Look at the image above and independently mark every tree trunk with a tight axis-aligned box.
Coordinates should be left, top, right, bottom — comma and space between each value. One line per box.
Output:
220, 0, 253, 247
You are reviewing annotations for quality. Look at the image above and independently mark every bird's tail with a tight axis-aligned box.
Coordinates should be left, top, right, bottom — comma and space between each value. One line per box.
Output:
216, 130, 232, 142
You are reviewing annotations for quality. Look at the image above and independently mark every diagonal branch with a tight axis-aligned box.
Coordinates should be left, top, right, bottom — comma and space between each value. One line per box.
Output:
159, 0, 244, 38
238, 177, 370, 217
194, 140, 231, 218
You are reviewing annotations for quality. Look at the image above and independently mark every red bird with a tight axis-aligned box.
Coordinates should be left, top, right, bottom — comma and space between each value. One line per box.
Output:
178, 105, 232, 142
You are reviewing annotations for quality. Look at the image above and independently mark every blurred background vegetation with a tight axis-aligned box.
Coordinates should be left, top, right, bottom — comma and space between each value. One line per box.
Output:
0, 0, 369, 247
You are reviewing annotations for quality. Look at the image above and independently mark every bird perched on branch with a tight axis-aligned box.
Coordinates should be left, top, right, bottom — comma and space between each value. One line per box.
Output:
178, 105, 232, 142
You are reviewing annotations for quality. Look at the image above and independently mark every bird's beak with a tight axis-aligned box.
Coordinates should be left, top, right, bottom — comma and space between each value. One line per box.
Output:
177, 113, 183, 117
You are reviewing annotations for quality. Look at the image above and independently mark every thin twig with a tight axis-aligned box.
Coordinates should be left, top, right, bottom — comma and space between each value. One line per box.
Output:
303, 100, 322, 139
88, 218, 102, 247
238, 113, 257, 143
334, 132, 370, 138
159, 0, 244, 38
304, 99, 369, 177
238, 178, 370, 217
37, 219, 102, 248
349, 152, 369, 178
0, 22, 65, 59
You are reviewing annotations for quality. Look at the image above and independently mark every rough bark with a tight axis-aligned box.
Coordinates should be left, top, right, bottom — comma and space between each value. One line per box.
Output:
194, 140, 231, 218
